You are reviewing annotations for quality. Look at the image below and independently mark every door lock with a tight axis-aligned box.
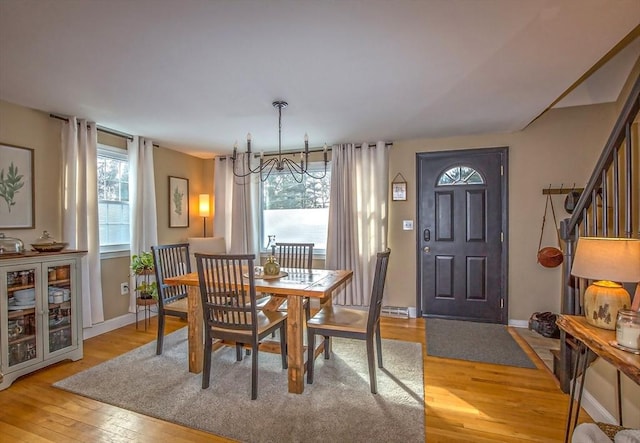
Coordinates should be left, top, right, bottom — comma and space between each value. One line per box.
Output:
423, 228, 431, 241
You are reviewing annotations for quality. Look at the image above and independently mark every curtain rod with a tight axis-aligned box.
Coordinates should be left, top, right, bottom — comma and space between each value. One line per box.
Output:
49, 113, 159, 147
216, 142, 393, 160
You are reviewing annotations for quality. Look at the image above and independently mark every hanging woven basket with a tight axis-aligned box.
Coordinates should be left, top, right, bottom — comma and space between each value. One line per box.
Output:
537, 189, 564, 268
537, 246, 563, 268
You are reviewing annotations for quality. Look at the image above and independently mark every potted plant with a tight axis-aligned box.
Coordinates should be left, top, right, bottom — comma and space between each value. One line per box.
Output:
131, 251, 158, 300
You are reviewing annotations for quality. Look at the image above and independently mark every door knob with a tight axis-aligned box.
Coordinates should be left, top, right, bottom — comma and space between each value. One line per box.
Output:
423, 246, 430, 253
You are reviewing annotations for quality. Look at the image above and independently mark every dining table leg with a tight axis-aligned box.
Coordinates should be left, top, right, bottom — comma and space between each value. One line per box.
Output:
286, 295, 304, 393
187, 285, 203, 374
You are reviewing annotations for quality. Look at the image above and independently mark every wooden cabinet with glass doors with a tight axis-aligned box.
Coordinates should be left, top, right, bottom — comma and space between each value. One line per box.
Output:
0, 250, 85, 390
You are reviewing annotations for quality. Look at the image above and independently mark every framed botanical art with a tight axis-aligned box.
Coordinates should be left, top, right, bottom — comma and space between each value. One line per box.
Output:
0, 143, 35, 229
168, 176, 189, 228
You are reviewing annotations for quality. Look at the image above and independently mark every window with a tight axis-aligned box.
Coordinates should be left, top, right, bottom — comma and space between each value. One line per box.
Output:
437, 165, 484, 186
97, 144, 130, 252
261, 162, 331, 254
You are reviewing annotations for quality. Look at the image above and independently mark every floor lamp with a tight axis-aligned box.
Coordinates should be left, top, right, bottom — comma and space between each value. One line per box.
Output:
199, 194, 210, 237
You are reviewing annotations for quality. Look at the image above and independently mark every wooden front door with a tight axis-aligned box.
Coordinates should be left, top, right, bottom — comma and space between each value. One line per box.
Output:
417, 147, 507, 323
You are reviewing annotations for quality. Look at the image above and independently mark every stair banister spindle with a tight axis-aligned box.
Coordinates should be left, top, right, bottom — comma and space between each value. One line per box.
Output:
624, 121, 633, 238
602, 169, 608, 237
592, 188, 598, 235
613, 150, 620, 237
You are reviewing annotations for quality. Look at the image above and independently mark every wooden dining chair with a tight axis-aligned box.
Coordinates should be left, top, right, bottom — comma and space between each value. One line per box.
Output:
195, 252, 288, 400
271, 242, 314, 269
271, 242, 314, 319
306, 249, 391, 394
151, 243, 191, 355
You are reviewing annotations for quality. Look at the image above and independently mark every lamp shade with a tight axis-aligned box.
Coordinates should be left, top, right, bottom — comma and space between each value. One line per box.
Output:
199, 194, 210, 218
571, 237, 640, 283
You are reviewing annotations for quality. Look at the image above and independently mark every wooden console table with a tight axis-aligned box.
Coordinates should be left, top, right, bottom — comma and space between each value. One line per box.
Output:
556, 315, 640, 443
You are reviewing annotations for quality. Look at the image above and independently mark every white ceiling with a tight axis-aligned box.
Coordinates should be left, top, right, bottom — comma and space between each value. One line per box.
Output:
0, 0, 638, 159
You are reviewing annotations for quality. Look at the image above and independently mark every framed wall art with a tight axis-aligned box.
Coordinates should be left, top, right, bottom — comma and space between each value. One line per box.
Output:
0, 143, 35, 229
168, 176, 189, 228
391, 172, 407, 201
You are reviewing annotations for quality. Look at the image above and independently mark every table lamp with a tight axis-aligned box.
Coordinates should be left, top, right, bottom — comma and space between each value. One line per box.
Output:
571, 237, 640, 330
199, 194, 210, 237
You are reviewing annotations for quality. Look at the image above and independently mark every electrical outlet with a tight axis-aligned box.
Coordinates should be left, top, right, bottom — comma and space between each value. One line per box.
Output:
120, 282, 129, 296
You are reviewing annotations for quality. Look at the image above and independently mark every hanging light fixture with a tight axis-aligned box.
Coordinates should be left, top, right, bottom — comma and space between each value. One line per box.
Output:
231, 100, 328, 183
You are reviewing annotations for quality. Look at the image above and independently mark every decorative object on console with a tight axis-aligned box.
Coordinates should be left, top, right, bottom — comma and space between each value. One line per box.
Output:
615, 309, 640, 352
198, 194, 210, 237
0, 233, 24, 254
31, 231, 68, 252
231, 100, 329, 183
571, 237, 640, 330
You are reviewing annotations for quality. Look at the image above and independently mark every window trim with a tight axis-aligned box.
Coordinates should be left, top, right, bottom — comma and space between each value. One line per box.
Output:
97, 143, 130, 254
259, 161, 331, 255
436, 165, 485, 186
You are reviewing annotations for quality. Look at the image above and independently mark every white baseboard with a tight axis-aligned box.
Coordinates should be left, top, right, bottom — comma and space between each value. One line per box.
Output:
582, 388, 617, 424
508, 319, 529, 328
82, 311, 157, 340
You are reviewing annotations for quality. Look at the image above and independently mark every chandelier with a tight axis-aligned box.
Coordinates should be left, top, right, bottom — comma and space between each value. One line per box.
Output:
231, 100, 328, 183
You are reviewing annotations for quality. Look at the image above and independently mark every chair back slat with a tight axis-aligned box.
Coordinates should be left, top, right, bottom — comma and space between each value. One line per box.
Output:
196, 253, 257, 332
271, 242, 314, 269
367, 249, 391, 334
152, 243, 191, 309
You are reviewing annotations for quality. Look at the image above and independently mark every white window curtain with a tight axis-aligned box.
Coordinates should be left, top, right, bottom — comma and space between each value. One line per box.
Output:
213, 154, 259, 255
128, 136, 158, 313
61, 117, 104, 328
326, 141, 389, 306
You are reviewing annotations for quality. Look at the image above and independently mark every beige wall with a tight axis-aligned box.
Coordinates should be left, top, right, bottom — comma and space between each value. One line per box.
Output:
387, 103, 616, 320
386, 100, 639, 426
0, 99, 211, 322
0, 100, 63, 245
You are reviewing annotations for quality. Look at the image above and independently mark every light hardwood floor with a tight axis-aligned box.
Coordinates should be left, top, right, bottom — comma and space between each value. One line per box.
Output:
0, 316, 590, 442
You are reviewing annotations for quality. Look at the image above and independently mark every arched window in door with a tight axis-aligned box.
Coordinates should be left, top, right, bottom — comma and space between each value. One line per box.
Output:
437, 165, 484, 186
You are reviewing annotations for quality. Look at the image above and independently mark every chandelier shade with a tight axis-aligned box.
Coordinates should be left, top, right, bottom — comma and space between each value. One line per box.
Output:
231, 101, 329, 183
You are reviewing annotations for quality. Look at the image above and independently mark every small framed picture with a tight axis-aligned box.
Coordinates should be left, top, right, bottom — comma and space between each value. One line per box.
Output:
168, 176, 189, 228
0, 143, 35, 229
391, 173, 407, 201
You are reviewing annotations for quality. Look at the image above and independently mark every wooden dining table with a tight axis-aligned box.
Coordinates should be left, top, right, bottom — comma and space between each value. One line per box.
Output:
165, 267, 353, 394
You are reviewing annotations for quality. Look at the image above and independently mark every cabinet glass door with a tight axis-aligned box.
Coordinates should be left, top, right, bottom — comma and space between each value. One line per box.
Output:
46, 263, 74, 354
5, 266, 39, 368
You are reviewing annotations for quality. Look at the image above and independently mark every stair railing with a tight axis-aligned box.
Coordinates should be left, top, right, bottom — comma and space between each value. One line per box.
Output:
557, 74, 640, 392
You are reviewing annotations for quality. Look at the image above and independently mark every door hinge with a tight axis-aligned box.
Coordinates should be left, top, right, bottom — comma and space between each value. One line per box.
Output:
500, 299, 504, 309
500, 232, 503, 242
500, 164, 504, 176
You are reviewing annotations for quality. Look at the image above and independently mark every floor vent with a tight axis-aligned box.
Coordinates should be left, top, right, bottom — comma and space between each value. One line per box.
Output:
381, 306, 410, 318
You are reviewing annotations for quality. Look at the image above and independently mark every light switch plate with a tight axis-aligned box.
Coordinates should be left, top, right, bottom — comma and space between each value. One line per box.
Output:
402, 220, 414, 230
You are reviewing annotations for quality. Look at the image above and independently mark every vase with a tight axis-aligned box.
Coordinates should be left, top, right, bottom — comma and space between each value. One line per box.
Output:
263, 256, 280, 276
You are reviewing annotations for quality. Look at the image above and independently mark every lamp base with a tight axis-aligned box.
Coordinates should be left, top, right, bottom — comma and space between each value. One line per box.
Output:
583, 281, 631, 330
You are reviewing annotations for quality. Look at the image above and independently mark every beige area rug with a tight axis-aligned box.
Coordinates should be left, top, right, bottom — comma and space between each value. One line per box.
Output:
54, 328, 424, 442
